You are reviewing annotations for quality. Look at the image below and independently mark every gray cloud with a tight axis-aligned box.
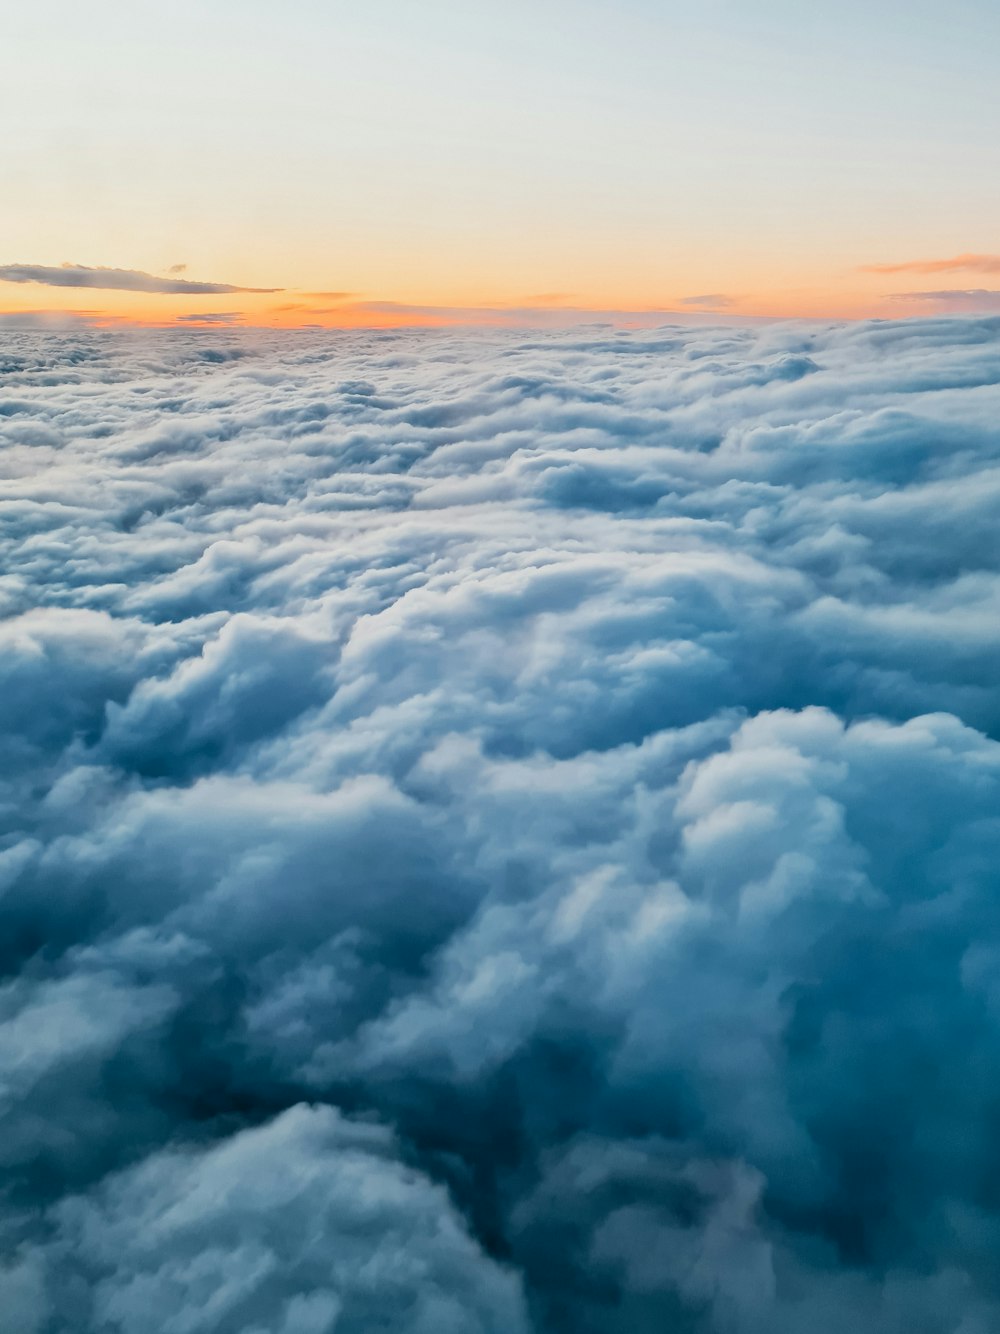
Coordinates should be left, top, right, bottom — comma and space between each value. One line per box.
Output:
892, 288, 1000, 311
0, 309, 108, 329
865, 253, 1000, 275
175, 312, 245, 325
679, 293, 735, 308
12, 1106, 528, 1333
1, 316, 1000, 1331
0, 263, 280, 295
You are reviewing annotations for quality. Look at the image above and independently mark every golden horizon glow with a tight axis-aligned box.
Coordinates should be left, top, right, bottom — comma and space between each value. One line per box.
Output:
3, 275, 999, 329
7, 243, 1000, 329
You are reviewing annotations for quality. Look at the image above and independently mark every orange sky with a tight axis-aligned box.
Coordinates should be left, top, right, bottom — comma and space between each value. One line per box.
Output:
4, 276, 998, 330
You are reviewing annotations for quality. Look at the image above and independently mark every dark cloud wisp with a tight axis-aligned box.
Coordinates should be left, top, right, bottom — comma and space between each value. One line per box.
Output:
174, 312, 244, 325
865, 252, 1000, 275
0, 262, 281, 294
892, 288, 1000, 311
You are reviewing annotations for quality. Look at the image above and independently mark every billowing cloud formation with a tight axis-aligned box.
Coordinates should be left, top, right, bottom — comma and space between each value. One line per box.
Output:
1, 317, 1000, 1332
175, 311, 244, 325
0, 263, 280, 294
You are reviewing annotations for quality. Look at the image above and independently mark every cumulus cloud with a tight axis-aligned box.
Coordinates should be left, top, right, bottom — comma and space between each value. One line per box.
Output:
6, 1105, 528, 1334
0, 310, 109, 328
0, 263, 280, 294
277, 298, 764, 328
1, 316, 1000, 1331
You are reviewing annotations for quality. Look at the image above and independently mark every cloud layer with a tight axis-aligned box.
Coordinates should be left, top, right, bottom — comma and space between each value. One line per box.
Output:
1, 317, 1000, 1332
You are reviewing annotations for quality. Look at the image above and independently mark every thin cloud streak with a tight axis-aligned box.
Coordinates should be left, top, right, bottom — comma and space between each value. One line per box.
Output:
865, 253, 1000, 275
175, 312, 245, 325
679, 293, 735, 308
892, 288, 1000, 311
0, 263, 281, 295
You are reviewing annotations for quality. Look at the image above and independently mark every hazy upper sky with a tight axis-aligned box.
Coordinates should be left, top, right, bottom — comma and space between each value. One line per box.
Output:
4, 0, 1000, 324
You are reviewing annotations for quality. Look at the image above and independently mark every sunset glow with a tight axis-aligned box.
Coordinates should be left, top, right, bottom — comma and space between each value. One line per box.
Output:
4, 0, 1000, 327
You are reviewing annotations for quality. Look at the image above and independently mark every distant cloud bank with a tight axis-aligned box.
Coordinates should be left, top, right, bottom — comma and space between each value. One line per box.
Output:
1, 318, 1000, 1331
893, 287, 1000, 311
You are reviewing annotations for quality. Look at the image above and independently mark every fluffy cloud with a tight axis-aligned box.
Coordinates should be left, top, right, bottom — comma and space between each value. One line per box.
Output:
1, 316, 1000, 1331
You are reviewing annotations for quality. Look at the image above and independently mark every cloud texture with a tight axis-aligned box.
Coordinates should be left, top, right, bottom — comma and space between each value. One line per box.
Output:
1, 317, 1000, 1331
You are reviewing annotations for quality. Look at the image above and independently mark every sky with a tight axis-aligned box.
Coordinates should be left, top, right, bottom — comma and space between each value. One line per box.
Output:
3, 1, 1000, 322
